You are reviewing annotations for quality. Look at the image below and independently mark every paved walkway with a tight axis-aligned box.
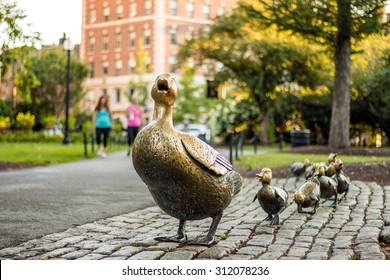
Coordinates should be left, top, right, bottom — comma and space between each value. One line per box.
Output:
1, 177, 389, 260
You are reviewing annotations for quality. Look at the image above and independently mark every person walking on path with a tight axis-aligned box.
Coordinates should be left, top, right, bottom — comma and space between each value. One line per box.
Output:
92, 95, 112, 158
126, 95, 142, 156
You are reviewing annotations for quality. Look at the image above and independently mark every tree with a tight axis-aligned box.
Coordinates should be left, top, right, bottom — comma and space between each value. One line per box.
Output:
0, 1, 41, 111
174, 64, 218, 124
30, 48, 88, 120
243, 0, 388, 148
351, 34, 390, 142
179, 6, 329, 143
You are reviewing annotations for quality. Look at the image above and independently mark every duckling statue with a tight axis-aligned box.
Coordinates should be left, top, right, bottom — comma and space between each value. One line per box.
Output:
314, 163, 338, 208
252, 168, 288, 225
291, 159, 310, 182
305, 162, 317, 179
293, 177, 321, 214
331, 159, 350, 201
132, 73, 243, 245
325, 153, 338, 177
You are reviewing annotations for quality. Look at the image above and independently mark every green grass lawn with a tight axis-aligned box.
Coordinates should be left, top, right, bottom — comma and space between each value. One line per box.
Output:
0, 142, 126, 165
236, 151, 390, 170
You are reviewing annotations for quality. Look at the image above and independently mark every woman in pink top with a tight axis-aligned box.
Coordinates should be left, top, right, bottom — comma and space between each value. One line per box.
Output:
126, 96, 142, 156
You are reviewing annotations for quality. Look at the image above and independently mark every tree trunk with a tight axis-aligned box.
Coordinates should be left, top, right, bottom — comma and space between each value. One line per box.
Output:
259, 110, 269, 145
328, 0, 351, 148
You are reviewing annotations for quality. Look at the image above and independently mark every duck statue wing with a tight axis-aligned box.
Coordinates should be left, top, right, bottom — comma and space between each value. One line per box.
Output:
181, 136, 232, 176
273, 186, 288, 203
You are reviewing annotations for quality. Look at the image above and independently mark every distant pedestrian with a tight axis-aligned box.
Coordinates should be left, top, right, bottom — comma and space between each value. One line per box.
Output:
126, 95, 142, 156
92, 95, 112, 158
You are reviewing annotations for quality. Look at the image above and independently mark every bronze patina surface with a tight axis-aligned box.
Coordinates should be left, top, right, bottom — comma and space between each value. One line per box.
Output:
314, 164, 338, 208
331, 159, 350, 200
293, 177, 321, 214
132, 73, 242, 245
253, 168, 288, 225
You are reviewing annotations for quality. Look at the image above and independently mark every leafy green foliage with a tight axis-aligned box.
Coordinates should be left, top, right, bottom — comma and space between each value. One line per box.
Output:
179, 4, 330, 143
0, 1, 41, 106
29, 48, 88, 123
174, 64, 218, 124
15, 111, 35, 130
242, 0, 388, 148
351, 34, 390, 140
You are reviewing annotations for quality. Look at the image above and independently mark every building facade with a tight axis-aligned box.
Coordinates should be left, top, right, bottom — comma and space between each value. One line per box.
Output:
80, 0, 237, 125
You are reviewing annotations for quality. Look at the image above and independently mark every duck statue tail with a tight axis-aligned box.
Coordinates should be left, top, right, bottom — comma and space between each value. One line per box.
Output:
228, 170, 243, 197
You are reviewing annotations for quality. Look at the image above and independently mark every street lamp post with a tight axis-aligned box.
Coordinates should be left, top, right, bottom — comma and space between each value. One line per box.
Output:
63, 38, 73, 145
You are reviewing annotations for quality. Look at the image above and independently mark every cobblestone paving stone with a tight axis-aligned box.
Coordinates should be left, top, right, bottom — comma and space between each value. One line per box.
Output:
1, 178, 389, 260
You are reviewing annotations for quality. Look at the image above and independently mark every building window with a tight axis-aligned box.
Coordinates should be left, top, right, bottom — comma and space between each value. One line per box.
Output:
116, 5, 123, 19
128, 58, 136, 74
102, 61, 109, 77
88, 36, 95, 52
88, 62, 94, 78
103, 7, 110, 21
115, 88, 121, 103
169, 0, 177, 16
115, 59, 122, 76
115, 32, 122, 49
102, 35, 109, 50
102, 88, 107, 96
202, 4, 210, 20
170, 27, 177, 45
128, 31, 135, 47
144, 0, 152, 16
89, 10, 96, 24
169, 56, 178, 73
218, 6, 225, 16
186, 3, 194, 18
129, 3, 137, 18
143, 29, 151, 46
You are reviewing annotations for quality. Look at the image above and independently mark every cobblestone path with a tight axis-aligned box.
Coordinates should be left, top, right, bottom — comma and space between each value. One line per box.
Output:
1, 178, 389, 260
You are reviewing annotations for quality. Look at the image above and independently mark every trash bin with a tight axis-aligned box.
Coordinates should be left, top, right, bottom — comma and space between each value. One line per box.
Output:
291, 130, 311, 147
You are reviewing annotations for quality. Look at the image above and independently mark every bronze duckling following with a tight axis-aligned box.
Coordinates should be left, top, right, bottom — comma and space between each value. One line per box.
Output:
293, 177, 321, 214
325, 153, 338, 177
305, 162, 318, 179
132, 73, 243, 246
282, 159, 310, 189
291, 159, 310, 182
331, 159, 350, 201
313, 163, 338, 208
253, 168, 288, 225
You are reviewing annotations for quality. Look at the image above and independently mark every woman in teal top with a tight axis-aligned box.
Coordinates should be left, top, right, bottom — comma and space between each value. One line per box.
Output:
92, 95, 112, 158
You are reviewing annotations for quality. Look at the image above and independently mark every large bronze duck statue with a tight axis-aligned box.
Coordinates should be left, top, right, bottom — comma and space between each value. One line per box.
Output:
293, 177, 321, 214
331, 159, 350, 201
253, 168, 288, 225
314, 163, 338, 208
132, 73, 243, 245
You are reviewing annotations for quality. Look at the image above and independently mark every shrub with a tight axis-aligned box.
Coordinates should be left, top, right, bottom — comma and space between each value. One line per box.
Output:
15, 112, 36, 131
42, 115, 56, 129
0, 116, 11, 131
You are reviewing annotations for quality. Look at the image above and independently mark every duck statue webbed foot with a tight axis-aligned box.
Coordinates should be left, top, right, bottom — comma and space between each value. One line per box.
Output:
155, 220, 187, 243
261, 214, 273, 222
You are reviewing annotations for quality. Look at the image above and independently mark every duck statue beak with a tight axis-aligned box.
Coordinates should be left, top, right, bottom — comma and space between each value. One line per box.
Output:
157, 78, 170, 94
256, 171, 265, 180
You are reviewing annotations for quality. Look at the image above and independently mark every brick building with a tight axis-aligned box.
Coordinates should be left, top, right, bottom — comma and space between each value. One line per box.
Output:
80, 0, 237, 125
